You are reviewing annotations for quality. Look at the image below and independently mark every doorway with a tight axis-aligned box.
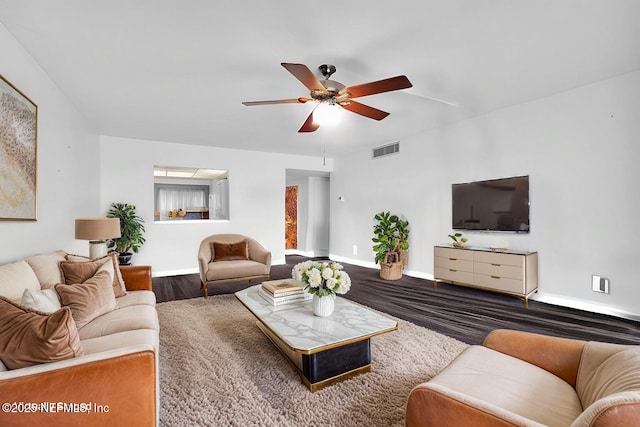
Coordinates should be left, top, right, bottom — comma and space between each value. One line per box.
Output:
285, 170, 330, 257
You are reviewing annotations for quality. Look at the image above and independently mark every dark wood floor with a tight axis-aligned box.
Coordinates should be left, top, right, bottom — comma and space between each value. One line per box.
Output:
153, 255, 640, 345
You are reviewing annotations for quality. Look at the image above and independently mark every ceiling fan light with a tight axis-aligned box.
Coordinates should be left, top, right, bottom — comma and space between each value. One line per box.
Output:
313, 104, 343, 127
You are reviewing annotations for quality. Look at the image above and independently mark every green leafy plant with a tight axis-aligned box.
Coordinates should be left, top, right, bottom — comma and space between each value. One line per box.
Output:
448, 232, 468, 248
395, 218, 410, 250
106, 203, 146, 254
372, 211, 410, 264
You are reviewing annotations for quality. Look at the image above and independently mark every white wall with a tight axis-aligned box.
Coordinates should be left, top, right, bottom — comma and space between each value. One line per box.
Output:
99, 136, 332, 275
0, 23, 99, 264
330, 70, 640, 318
307, 176, 330, 257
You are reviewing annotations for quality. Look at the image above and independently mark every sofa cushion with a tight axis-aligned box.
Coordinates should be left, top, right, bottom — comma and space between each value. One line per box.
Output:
0, 297, 83, 369
115, 290, 156, 309
78, 305, 159, 340
81, 329, 159, 355
427, 345, 583, 427
577, 346, 640, 409
62, 254, 126, 298
212, 239, 249, 261
205, 260, 269, 281
24, 250, 67, 289
55, 270, 117, 329
0, 260, 41, 303
21, 288, 61, 313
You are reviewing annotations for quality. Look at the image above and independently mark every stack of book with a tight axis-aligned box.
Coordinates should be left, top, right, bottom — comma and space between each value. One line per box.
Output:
259, 279, 311, 306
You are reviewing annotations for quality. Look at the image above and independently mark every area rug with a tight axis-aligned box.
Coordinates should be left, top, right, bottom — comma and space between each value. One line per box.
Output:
157, 295, 468, 426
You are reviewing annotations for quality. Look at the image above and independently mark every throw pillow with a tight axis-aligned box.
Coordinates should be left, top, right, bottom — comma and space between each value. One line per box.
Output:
0, 297, 83, 370
24, 250, 67, 289
60, 257, 108, 285
55, 270, 117, 329
21, 288, 62, 313
212, 240, 249, 262
0, 260, 41, 303
63, 253, 127, 297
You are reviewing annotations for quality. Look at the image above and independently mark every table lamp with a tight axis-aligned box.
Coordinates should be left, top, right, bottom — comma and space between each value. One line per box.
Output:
75, 218, 121, 259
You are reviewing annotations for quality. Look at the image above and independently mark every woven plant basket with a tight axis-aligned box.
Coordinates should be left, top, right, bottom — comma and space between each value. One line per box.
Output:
380, 252, 403, 281
397, 249, 408, 269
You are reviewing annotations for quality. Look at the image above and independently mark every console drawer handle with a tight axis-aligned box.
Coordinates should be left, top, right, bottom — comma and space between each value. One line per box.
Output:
491, 263, 501, 266
449, 269, 457, 272
491, 275, 501, 279
449, 258, 457, 261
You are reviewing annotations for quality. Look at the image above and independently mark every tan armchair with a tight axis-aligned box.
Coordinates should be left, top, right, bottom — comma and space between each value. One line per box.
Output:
406, 329, 640, 427
197, 234, 271, 298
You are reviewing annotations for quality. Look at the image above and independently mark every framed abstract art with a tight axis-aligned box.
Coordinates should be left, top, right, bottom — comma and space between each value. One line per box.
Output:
0, 74, 37, 221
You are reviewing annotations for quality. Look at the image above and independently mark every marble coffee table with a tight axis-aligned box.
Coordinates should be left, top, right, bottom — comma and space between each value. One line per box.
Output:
235, 284, 398, 392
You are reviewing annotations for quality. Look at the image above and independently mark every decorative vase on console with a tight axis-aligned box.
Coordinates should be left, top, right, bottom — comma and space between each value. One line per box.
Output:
292, 260, 351, 317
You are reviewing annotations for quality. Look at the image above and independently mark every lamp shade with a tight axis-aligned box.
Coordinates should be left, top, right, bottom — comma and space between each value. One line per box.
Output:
75, 218, 121, 241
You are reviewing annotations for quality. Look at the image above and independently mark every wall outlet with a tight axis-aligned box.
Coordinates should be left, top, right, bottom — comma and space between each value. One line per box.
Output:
353, 245, 358, 256
592, 275, 610, 293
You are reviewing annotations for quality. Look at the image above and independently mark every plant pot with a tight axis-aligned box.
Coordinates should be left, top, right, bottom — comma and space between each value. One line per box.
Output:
398, 249, 408, 269
312, 294, 335, 317
380, 251, 403, 280
118, 252, 133, 266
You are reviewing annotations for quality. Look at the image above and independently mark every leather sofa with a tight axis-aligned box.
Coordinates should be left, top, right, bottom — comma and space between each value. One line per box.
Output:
406, 329, 640, 427
197, 234, 271, 298
0, 250, 158, 427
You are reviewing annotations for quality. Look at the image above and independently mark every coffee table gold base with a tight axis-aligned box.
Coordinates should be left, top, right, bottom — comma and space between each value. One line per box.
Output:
256, 321, 373, 392
303, 365, 371, 392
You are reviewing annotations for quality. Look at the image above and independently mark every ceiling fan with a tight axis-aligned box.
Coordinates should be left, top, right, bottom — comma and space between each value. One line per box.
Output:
242, 63, 413, 132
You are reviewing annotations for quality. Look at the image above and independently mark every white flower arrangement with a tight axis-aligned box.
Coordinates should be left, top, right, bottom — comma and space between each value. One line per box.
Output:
292, 260, 351, 297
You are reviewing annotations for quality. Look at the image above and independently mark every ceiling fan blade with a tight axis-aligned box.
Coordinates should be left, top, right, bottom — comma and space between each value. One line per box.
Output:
298, 108, 320, 132
340, 75, 412, 99
339, 100, 389, 121
242, 97, 311, 106
281, 63, 327, 93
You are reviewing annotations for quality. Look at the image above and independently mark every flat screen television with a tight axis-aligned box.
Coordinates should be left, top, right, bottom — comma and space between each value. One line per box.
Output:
452, 175, 530, 232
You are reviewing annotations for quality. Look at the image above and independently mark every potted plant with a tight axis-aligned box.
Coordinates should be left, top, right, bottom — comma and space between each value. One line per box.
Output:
448, 232, 468, 249
373, 211, 409, 280
372, 211, 399, 265
107, 203, 146, 265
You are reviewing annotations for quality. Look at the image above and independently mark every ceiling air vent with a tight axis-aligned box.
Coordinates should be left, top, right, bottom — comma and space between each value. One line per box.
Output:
372, 141, 400, 159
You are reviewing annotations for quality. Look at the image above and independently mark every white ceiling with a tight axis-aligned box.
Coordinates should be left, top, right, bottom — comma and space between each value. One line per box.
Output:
1, 1, 639, 157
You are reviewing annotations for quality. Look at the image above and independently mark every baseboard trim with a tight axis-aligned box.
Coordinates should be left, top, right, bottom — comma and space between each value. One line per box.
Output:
329, 254, 377, 269
533, 293, 640, 322
328, 254, 434, 281
285, 249, 329, 258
